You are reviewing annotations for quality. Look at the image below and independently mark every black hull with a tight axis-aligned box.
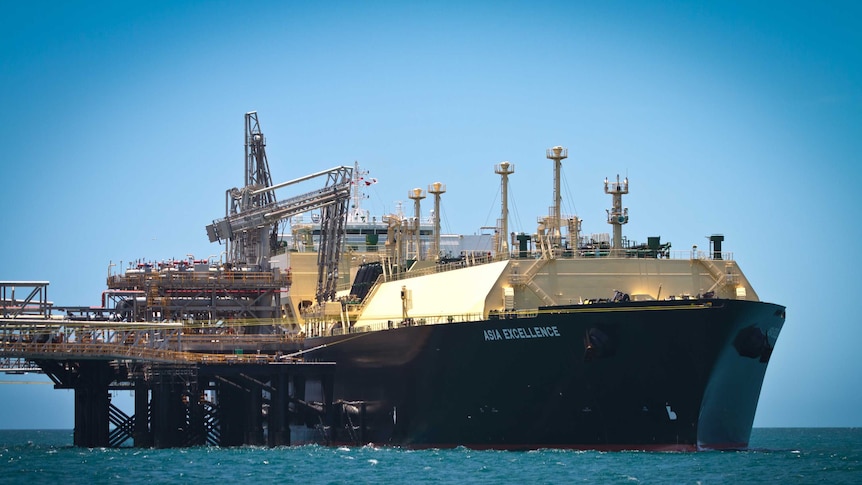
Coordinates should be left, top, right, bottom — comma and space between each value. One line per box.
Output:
302, 299, 784, 450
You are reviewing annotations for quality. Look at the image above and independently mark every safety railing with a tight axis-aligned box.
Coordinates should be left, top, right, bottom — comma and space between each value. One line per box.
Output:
341, 311, 486, 334
507, 248, 734, 261
108, 270, 291, 290
0, 319, 303, 364
379, 252, 508, 285
1, 340, 276, 364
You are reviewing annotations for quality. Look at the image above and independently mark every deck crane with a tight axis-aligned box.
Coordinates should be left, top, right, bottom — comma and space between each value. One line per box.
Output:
206, 111, 353, 304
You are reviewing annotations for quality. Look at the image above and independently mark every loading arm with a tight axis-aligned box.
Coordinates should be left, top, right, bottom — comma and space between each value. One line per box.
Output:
205, 165, 353, 304
206, 166, 352, 244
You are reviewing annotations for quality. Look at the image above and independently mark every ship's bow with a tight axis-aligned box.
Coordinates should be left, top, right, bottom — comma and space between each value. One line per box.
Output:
696, 300, 785, 449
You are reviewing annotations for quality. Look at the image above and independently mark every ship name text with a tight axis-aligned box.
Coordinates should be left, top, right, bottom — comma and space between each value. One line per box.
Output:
484, 326, 561, 341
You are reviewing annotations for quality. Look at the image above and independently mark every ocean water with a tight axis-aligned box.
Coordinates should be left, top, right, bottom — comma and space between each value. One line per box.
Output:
0, 428, 859, 484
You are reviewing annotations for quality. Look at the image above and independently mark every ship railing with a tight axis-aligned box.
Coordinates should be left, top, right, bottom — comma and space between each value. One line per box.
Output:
340, 307, 545, 335
294, 243, 389, 254
659, 250, 734, 261
507, 248, 734, 261
379, 252, 509, 284
342, 312, 486, 334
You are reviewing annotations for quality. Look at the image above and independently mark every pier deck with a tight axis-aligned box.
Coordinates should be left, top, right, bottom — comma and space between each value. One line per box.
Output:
0, 281, 346, 449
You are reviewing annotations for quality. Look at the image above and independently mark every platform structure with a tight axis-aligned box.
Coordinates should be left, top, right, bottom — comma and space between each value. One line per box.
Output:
0, 281, 358, 449
1, 281, 51, 318
105, 265, 292, 332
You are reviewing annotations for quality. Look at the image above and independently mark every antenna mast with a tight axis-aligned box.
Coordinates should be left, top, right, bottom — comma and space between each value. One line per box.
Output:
604, 174, 629, 256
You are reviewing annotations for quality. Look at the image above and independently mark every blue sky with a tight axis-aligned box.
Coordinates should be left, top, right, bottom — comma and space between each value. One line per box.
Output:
1, 1, 860, 429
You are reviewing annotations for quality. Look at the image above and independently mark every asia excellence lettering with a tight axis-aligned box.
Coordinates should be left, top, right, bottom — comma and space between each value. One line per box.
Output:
483, 326, 561, 341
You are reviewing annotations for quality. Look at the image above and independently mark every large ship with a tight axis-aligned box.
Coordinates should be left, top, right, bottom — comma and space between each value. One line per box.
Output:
90, 112, 783, 450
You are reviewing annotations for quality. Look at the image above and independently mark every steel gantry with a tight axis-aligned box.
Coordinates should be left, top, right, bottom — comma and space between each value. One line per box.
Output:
205, 112, 352, 304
